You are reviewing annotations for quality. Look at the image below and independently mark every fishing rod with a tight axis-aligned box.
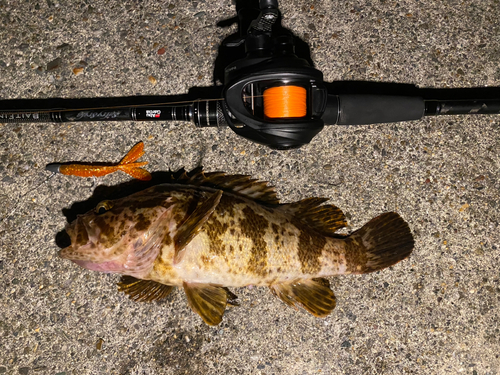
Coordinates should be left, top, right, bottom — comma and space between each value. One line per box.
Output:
0, 0, 499, 149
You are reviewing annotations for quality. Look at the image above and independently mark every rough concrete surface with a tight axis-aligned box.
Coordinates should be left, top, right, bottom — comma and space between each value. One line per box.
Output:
0, 0, 499, 374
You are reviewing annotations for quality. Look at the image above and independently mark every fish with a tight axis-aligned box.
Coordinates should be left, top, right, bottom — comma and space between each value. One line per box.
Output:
59, 168, 414, 325
46, 141, 152, 181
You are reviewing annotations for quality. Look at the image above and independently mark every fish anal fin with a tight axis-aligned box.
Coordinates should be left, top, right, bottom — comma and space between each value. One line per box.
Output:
270, 278, 336, 317
117, 276, 174, 302
173, 190, 223, 264
282, 197, 347, 236
183, 282, 237, 325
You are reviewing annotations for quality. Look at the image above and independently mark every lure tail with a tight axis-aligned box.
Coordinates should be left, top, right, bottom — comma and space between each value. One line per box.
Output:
116, 142, 152, 181
46, 141, 152, 181
347, 212, 414, 274
118, 141, 146, 165
118, 162, 151, 181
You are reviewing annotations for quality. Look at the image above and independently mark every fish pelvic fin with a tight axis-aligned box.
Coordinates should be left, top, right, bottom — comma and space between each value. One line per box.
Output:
270, 278, 336, 317
183, 282, 238, 326
346, 212, 414, 274
117, 276, 174, 302
119, 141, 145, 165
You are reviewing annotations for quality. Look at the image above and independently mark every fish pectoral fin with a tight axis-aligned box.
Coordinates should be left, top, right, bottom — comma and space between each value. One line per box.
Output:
269, 278, 336, 317
183, 282, 236, 325
124, 212, 169, 275
173, 190, 223, 264
117, 276, 174, 302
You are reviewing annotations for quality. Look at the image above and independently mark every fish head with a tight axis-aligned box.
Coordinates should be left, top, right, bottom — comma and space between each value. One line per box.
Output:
59, 191, 175, 277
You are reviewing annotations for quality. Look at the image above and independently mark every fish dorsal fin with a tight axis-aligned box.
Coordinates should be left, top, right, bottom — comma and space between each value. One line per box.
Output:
281, 197, 347, 236
171, 167, 279, 205
269, 278, 337, 317
117, 276, 174, 302
183, 282, 238, 325
173, 190, 223, 264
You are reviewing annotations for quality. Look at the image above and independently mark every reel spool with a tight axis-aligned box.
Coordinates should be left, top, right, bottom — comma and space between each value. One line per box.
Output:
241, 82, 309, 121
263, 85, 307, 119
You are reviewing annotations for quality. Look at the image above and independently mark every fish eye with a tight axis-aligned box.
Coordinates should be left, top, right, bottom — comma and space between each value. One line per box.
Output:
95, 200, 114, 215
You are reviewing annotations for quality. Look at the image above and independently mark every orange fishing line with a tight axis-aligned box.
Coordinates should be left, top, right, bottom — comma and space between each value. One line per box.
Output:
263, 85, 307, 118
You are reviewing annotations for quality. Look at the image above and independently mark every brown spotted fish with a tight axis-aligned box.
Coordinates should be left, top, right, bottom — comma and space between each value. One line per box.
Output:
59, 168, 414, 325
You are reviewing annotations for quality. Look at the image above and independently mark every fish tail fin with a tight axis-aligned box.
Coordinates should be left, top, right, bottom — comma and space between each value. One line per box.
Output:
118, 141, 145, 165
347, 212, 414, 274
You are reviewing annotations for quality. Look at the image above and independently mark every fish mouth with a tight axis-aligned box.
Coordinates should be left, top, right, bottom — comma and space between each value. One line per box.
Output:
58, 217, 124, 274
58, 216, 94, 260
55, 230, 72, 249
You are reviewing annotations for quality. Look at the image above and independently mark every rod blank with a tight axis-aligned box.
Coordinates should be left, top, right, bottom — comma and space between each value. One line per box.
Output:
0, 100, 228, 127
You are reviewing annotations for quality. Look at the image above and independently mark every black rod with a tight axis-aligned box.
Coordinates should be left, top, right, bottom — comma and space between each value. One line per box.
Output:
0, 100, 227, 127
424, 99, 500, 116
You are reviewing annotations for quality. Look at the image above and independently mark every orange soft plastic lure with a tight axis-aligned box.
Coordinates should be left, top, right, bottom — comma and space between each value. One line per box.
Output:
46, 141, 152, 181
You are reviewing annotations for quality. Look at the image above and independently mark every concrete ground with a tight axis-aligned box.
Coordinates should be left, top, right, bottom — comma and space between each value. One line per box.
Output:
1, 0, 499, 374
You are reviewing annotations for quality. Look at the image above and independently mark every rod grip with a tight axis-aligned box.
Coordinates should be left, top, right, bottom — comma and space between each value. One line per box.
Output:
322, 95, 425, 125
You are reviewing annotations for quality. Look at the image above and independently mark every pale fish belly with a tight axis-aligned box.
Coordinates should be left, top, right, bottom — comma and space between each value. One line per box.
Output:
174, 196, 350, 287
